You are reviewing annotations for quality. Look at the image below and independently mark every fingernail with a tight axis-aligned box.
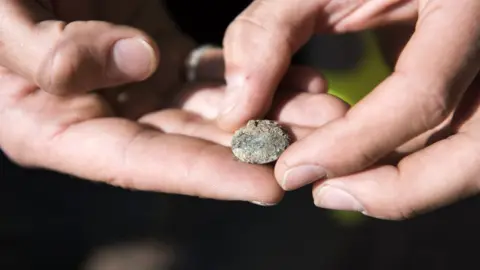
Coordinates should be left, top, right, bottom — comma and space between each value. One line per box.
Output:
282, 165, 326, 190
111, 38, 157, 81
250, 201, 277, 207
314, 185, 363, 212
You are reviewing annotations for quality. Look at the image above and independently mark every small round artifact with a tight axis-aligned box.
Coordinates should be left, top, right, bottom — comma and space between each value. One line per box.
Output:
231, 120, 290, 164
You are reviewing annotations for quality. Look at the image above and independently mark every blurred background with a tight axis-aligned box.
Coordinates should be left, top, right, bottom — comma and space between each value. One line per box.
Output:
2, 0, 480, 269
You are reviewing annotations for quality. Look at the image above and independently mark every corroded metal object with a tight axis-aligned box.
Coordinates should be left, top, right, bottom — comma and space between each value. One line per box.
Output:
231, 120, 290, 164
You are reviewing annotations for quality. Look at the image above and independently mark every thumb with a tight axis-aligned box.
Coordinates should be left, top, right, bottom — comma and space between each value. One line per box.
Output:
311, 128, 480, 220
0, 1, 159, 95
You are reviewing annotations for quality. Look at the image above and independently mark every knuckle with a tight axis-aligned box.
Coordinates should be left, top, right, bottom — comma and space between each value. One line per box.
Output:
418, 90, 451, 130
36, 21, 110, 95
37, 41, 84, 95
101, 129, 149, 190
355, 147, 380, 170
394, 70, 453, 131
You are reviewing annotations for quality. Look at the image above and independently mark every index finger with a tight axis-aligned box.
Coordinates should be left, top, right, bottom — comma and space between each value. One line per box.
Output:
218, 0, 416, 131
217, 0, 323, 130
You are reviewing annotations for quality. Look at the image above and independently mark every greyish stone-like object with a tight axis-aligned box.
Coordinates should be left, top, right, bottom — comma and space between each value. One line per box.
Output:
231, 120, 291, 164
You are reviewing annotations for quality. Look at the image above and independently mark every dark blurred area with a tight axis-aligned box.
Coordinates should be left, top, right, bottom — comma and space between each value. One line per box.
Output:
2, 0, 480, 269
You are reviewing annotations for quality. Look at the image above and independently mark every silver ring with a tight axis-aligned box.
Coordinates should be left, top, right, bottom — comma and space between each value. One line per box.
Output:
184, 44, 218, 83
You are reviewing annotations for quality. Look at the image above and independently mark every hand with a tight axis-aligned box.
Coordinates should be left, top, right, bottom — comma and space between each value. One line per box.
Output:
221, 0, 480, 219
0, 0, 349, 204
134, 56, 349, 204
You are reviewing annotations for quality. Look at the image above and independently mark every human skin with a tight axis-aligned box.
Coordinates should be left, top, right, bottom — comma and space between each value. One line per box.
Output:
0, 0, 348, 204
220, 0, 480, 219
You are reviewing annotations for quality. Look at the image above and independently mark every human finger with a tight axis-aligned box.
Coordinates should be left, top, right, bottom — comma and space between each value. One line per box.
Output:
217, 0, 416, 131
217, 0, 322, 130
312, 129, 480, 220
177, 82, 348, 127
1, 113, 283, 204
277, 66, 328, 94
277, 0, 480, 191
0, 0, 158, 95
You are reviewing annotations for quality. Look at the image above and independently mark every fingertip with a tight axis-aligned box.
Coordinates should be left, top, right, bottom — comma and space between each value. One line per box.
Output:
258, 188, 285, 205
313, 183, 365, 213
307, 76, 328, 93
216, 81, 271, 131
309, 165, 427, 220
216, 113, 244, 132
245, 172, 285, 205
191, 46, 224, 82
280, 66, 328, 94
